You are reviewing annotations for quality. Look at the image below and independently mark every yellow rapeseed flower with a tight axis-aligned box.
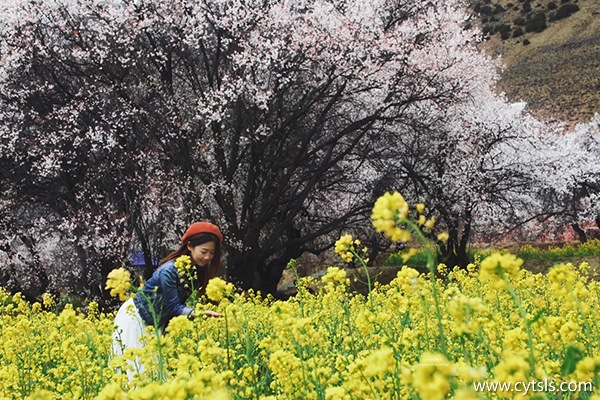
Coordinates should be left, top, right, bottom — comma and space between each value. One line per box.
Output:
493, 351, 530, 389
390, 266, 421, 294
479, 252, 523, 288
424, 217, 436, 230
573, 356, 600, 382
322, 267, 350, 292
447, 293, 485, 337
437, 231, 449, 242
175, 255, 197, 283
105, 267, 132, 301
413, 352, 452, 400
363, 347, 395, 378
41, 293, 54, 308
325, 386, 350, 400
57, 304, 78, 327
371, 191, 411, 242
334, 234, 355, 263
206, 277, 234, 302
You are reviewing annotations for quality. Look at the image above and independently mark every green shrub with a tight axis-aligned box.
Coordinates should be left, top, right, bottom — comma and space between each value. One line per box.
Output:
516, 244, 543, 260
497, 23, 512, 39
384, 249, 432, 269
513, 27, 524, 37
516, 239, 600, 260
545, 242, 577, 259
55, 293, 91, 313
525, 12, 547, 33
550, 4, 580, 21
479, 5, 494, 15
577, 239, 600, 256
385, 239, 600, 270
482, 23, 496, 36
494, 4, 506, 13
514, 17, 527, 26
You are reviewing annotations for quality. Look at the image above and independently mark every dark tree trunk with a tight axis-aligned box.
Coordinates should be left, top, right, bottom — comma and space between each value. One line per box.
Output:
258, 264, 284, 295
571, 223, 587, 243
440, 234, 471, 269
260, 251, 303, 295
440, 246, 471, 270
19, 235, 49, 301
439, 207, 473, 269
227, 250, 260, 291
227, 245, 304, 296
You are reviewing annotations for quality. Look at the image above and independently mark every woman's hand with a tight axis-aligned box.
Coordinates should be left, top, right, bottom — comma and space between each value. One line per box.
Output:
204, 310, 222, 318
188, 310, 222, 319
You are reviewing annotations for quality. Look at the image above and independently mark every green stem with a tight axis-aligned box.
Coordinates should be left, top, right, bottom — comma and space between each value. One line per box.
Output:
343, 299, 358, 357
140, 291, 166, 382
566, 285, 594, 352
224, 306, 231, 370
288, 259, 305, 318
350, 249, 373, 310
403, 219, 447, 355
501, 272, 536, 373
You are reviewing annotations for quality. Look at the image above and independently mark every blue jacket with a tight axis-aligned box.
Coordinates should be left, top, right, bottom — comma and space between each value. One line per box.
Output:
133, 260, 194, 329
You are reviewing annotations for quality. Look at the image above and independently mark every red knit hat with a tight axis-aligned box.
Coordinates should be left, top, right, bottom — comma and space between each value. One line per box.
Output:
181, 222, 223, 244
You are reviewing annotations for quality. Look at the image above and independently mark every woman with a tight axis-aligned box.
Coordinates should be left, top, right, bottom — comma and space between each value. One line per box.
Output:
112, 221, 223, 377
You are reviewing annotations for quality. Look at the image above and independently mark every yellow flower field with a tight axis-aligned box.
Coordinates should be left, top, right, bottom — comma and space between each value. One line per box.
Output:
1, 191, 599, 399
1, 256, 600, 399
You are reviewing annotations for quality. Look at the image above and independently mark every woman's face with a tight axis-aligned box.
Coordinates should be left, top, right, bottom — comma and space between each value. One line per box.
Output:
188, 241, 216, 267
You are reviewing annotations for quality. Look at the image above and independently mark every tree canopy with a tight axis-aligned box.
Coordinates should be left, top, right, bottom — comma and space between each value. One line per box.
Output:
0, 0, 597, 300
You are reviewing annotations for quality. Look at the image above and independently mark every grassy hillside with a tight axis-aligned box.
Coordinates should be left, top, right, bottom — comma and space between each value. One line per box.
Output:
471, 0, 600, 127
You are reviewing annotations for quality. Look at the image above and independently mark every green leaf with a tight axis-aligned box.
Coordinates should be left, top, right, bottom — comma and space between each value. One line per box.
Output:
529, 308, 545, 324
561, 344, 584, 375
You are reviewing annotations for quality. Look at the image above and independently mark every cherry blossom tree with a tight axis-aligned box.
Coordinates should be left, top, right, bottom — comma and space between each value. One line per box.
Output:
568, 115, 600, 241
0, 0, 198, 299
379, 56, 588, 267
528, 114, 600, 242
0, 0, 477, 295
2, 0, 583, 297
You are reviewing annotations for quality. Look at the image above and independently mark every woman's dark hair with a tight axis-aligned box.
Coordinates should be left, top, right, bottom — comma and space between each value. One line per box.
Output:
161, 232, 222, 291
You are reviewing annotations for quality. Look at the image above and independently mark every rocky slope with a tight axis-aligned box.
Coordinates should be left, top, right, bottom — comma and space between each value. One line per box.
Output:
471, 0, 600, 127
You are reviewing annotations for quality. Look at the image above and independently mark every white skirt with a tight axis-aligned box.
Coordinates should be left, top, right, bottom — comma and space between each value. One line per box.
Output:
112, 297, 147, 380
